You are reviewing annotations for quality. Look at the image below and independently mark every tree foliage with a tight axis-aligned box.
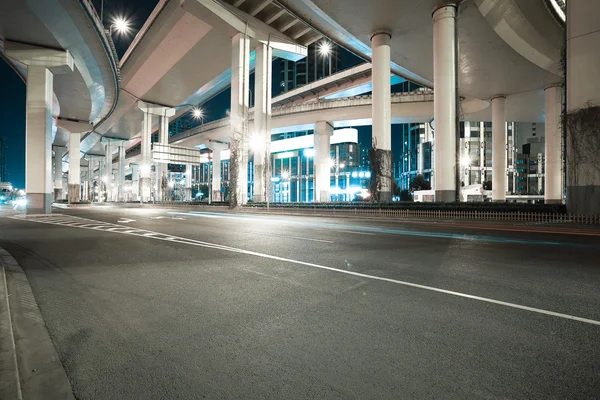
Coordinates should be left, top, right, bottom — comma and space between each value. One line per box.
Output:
409, 174, 431, 191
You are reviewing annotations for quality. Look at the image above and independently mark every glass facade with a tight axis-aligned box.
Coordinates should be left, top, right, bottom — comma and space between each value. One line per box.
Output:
280, 41, 342, 94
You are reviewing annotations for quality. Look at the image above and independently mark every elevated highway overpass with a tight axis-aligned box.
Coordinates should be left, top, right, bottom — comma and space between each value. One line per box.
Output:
0, 0, 120, 212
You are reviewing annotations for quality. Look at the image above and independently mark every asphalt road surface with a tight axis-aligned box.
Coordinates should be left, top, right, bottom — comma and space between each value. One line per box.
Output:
1, 205, 599, 399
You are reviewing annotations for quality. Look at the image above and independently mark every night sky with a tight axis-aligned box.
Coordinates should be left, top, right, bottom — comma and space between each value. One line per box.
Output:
0, 0, 403, 188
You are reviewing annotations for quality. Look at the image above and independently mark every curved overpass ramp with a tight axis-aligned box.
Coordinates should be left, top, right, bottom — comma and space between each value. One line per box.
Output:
0, 0, 120, 211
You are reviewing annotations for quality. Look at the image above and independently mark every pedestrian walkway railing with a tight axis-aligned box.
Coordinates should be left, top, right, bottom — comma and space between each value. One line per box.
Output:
242, 206, 600, 225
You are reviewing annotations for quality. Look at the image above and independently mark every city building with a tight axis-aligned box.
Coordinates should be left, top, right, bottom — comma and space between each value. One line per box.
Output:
280, 41, 342, 94
0, 136, 7, 182
393, 121, 547, 196
189, 128, 369, 202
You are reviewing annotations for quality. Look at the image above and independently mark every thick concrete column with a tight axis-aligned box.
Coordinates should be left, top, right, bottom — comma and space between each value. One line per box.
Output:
130, 163, 140, 201
314, 121, 334, 202
53, 146, 64, 200
566, 0, 600, 214
206, 142, 227, 202
68, 132, 81, 203
156, 114, 169, 201
5, 42, 73, 214
118, 145, 126, 201
105, 144, 113, 202
433, 5, 458, 202
185, 164, 193, 201
229, 33, 250, 207
253, 43, 273, 203
139, 107, 152, 202
491, 96, 507, 201
370, 30, 393, 202
545, 85, 562, 203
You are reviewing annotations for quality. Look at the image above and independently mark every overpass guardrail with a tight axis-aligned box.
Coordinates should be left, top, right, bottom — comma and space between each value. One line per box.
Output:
242, 203, 600, 225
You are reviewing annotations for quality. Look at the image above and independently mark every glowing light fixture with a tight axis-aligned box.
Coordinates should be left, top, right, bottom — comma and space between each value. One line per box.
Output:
192, 107, 203, 120
318, 41, 332, 57
111, 16, 131, 35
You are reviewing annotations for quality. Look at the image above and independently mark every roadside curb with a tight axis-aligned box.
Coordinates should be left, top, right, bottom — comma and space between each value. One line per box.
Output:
0, 246, 75, 400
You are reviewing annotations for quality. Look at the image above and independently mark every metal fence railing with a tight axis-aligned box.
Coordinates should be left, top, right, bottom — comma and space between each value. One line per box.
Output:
241, 206, 600, 225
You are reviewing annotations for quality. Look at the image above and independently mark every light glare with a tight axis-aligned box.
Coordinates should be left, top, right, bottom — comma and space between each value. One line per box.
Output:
112, 17, 130, 35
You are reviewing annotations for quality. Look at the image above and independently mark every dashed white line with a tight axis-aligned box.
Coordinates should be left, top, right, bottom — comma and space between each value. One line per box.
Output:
12, 215, 600, 327
337, 230, 376, 236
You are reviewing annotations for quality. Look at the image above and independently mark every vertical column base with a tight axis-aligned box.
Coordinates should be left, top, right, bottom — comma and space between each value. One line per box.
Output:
318, 190, 331, 202
139, 177, 151, 202
371, 149, 393, 203
26, 193, 52, 215
253, 163, 265, 203
53, 189, 63, 201
435, 190, 455, 203
68, 184, 81, 204
567, 185, 600, 214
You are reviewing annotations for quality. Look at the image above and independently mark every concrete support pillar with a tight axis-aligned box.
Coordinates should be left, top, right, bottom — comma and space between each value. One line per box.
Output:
206, 142, 227, 202
156, 114, 169, 201
118, 145, 126, 201
5, 43, 73, 214
566, 0, 600, 214
68, 132, 81, 203
252, 43, 273, 203
105, 144, 113, 202
130, 164, 140, 201
432, 5, 458, 202
229, 33, 250, 207
185, 164, 193, 201
53, 146, 65, 201
370, 30, 393, 202
545, 85, 563, 203
314, 121, 334, 202
491, 96, 507, 202
140, 109, 152, 202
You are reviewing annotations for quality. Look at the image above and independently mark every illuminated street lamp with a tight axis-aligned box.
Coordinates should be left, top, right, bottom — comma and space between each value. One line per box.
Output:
318, 41, 332, 57
192, 107, 204, 122
109, 16, 131, 36
318, 40, 333, 76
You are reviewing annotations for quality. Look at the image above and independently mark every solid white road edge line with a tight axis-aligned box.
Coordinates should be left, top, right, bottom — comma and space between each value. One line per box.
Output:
17, 216, 600, 327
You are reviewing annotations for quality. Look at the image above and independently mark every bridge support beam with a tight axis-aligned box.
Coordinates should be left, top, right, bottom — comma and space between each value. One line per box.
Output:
566, 0, 600, 214
185, 164, 193, 201
253, 42, 273, 203
138, 101, 175, 202
315, 121, 334, 202
371, 30, 393, 203
156, 113, 172, 201
104, 143, 114, 202
491, 96, 507, 202
130, 164, 140, 201
68, 132, 81, 203
432, 4, 458, 202
206, 141, 228, 202
229, 33, 251, 207
118, 145, 126, 201
54, 146, 65, 201
5, 42, 73, 214
545, 85, 563, 204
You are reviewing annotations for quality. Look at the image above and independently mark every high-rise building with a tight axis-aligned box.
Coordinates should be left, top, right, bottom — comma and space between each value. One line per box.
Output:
280, 41, 342, 94
0, 136, 7, 182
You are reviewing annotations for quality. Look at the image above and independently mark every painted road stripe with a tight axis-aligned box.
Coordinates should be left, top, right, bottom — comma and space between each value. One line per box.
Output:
337, 230, 376, 236
14, 215, 600, 327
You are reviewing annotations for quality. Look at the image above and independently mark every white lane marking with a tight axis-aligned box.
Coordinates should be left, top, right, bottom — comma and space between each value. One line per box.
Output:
336, 230, 376, 236
13, 215, 600, 327
287, 236, 334, 244
118, 218, 136, 223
